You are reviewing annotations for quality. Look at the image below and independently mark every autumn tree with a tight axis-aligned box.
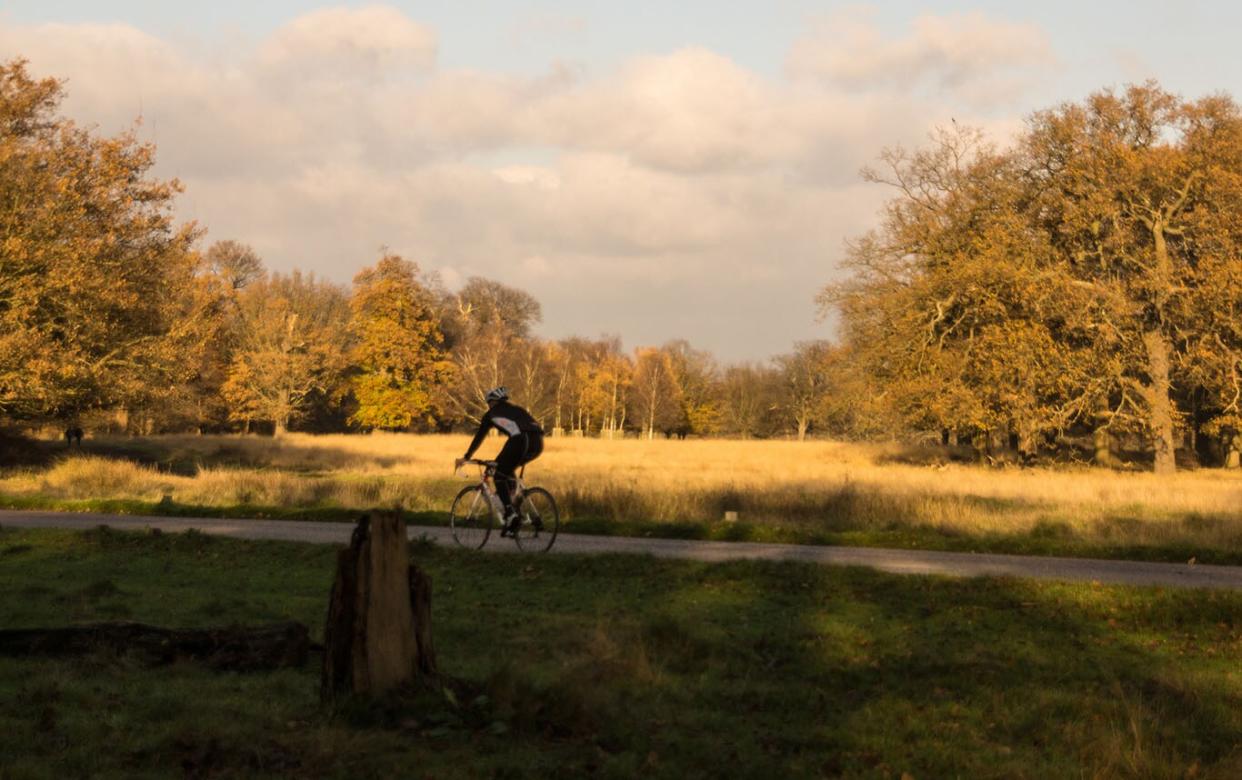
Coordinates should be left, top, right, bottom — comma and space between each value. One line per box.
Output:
630, 346, 680, 440
815, 344, 897, 440
593, 343, 633, 438
348, 255, 454, 431
221, 272, 350, 435
776, 341, 833, 440
505, 337, 560, 428
1179, 98, 1242, 468
206, 240, 264, 292
663, 340, 721, 436
823, 125, 1103, 459
0, 59, 198, 425
133, 240, 269, 433
719, 363, 782, 438
441, 277, 542, 420
1024, 84, 1242, 472
824, 85, 1242, 470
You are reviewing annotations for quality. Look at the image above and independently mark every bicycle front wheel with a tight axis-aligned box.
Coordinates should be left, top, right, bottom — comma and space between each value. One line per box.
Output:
450, 485, 493, 550
514, 487, 559, 553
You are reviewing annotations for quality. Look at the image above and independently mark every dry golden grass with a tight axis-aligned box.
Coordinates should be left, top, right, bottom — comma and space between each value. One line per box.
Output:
5, 433, 1242, 554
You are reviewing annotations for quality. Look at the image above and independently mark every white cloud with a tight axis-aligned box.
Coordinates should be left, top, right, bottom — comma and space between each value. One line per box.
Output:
492, 165, 562, 190
788, 9, 1054, 106
0, 6, 1050, 359
257, 5, 437, 79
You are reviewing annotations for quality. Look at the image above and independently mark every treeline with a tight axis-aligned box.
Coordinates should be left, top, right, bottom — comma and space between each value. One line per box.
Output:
114, 246, 848, 441
820, 84, 1242, 472
7, 58, 1242, 471
0, 60, 841, 442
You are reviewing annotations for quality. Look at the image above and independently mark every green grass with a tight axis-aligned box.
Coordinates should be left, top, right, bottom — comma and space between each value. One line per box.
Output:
0, 527, 1239, 778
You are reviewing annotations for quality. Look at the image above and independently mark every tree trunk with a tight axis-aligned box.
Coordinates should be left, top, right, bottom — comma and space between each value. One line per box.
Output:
971, 431, 988, 463
1017, 426, 1036, 463
321, 512, 436, 703
1093, 426, 1113, 468
1143, 329, 1177, 474
1227, 434, 1241, 470
796, 417, 808, 442
0, 621, 309, 670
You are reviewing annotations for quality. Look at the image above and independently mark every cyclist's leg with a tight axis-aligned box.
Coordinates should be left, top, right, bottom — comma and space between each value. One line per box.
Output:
494, 434, 528, 521
523, 432, 543, 465
514, 433, 544, 528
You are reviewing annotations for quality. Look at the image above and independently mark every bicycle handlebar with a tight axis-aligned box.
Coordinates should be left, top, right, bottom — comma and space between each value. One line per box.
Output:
454, 458, 496, 475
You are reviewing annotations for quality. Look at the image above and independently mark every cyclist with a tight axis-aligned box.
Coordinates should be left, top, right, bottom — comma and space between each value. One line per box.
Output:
455, 386, 544, 536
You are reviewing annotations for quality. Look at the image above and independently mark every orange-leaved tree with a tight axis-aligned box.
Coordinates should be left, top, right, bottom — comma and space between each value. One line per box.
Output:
221, 271, 350, 435
348, 254, 454, 431
0, 59, 199, 425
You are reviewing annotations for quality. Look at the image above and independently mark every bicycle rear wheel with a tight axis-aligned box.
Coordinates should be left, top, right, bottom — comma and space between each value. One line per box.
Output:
513, 487, 559, 552
450, 485, 493, 550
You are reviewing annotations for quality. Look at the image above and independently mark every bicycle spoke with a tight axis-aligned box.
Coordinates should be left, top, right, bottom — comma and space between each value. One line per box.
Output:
513, 487, 558, 552
450, 485, 493, 550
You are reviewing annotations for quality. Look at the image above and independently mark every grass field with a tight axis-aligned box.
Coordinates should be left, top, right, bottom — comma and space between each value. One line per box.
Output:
0, 526, 1238, 778
3, 433, 1242, 563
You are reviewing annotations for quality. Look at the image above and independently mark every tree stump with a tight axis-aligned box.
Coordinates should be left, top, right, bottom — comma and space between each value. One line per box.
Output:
321, 511, 437, 703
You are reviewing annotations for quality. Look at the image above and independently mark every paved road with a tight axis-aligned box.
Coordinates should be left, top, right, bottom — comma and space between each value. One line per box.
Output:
3, 509, 1240, 591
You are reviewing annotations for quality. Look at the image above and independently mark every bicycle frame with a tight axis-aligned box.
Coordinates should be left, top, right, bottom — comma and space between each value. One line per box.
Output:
452, 458, 558, 552
458, 459, 526, 520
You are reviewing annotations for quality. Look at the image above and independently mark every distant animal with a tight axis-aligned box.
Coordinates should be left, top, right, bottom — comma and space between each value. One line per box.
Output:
64, 427, 83, 447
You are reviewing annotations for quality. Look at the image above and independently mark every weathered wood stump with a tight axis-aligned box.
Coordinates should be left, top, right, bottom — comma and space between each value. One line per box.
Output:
321, 511, 437, 703
0, 621, 310, 670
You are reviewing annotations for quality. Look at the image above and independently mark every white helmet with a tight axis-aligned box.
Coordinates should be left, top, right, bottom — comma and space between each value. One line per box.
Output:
485, 386, 509, 404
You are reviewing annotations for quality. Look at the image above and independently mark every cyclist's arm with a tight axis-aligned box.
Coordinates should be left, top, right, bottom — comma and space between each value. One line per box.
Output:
462, 412, 493, 460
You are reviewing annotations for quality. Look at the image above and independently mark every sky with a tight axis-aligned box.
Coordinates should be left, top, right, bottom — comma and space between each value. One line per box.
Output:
2, 1, 1238, 361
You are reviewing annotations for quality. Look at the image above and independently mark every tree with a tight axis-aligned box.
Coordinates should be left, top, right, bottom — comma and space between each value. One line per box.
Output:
815, 344, 898, 440
221, 272, 350, 435
776, 341, 833, 440
206, 240, 264, 291
825, 124, 1100, 457
823, 86, 1242, 470
508, 337, 562, 428
441, 277, 542, 420
0, 59, 199, 424
663, 340, 720, 436
719, 363, 782, 438
1024, 84, 1242, 472
630, 347, 680, 440
593, 344, 633, 438
348, 255, 454, 431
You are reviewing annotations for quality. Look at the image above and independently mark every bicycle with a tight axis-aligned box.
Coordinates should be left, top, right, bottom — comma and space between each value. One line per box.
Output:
450, 459, 559, 552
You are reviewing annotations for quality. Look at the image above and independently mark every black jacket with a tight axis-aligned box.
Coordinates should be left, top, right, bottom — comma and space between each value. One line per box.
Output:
463, 401, 543, 459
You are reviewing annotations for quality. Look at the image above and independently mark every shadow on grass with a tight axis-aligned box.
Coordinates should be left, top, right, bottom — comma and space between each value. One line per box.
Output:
0, 528, 1239, 776
0, 432, 61, 470
477, 556, 1242, 777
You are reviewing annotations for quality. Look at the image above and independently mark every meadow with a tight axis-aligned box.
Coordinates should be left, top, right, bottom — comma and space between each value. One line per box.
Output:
0, 526, 1238, 778
3, 433, 1242, 562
